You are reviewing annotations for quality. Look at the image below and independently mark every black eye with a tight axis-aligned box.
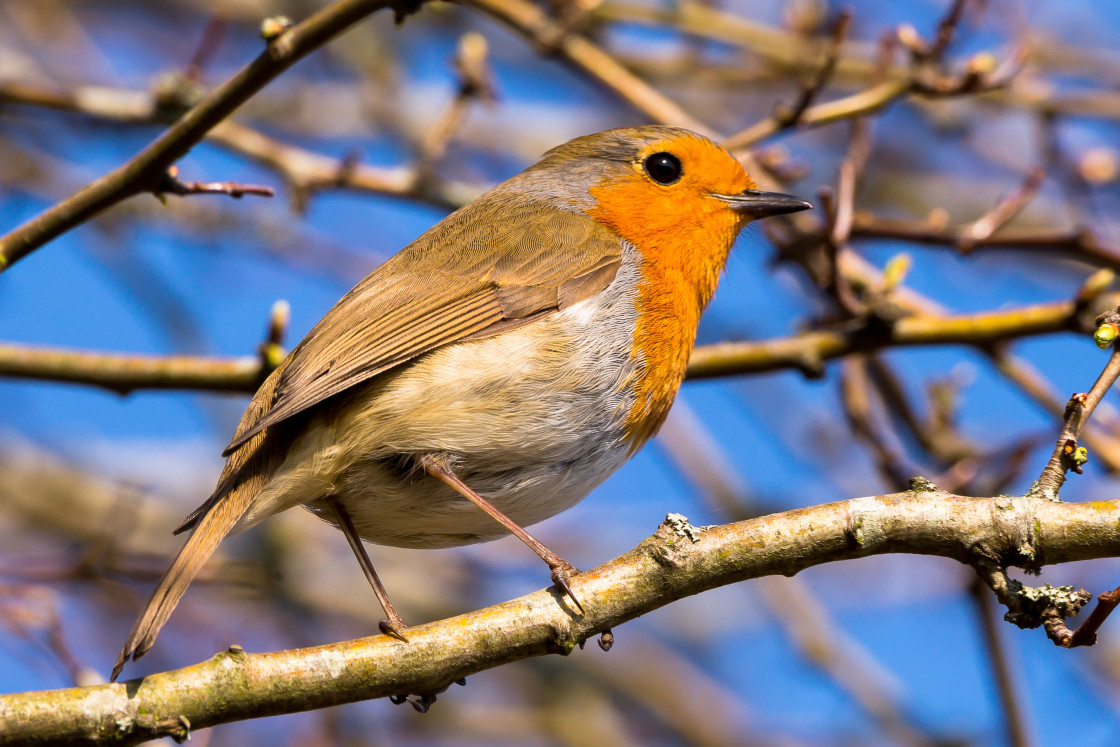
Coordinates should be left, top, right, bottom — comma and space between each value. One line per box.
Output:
643, 152, 682, 185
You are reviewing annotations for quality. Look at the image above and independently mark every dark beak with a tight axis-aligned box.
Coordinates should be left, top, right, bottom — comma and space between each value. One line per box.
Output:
713, 189, 813, 219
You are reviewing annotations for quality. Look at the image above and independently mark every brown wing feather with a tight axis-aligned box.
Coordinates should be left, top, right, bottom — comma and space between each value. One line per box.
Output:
223, 200, 622, 454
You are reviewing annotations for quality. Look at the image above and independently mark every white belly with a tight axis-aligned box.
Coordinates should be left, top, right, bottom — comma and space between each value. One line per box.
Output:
236, 259, 645, 548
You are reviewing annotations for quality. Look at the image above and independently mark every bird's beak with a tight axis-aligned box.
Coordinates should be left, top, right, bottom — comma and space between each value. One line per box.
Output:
713, 189, 813, 219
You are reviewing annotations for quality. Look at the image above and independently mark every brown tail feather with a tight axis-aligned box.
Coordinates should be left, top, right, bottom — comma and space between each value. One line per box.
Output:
112, 362, 290, 682
110, 488, 253, 682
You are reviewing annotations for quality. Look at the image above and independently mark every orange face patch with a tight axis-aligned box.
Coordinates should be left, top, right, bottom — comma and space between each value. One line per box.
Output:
587, 134, 757, 446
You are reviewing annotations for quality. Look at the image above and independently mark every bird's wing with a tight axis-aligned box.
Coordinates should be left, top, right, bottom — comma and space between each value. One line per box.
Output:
223, 201, 623, 454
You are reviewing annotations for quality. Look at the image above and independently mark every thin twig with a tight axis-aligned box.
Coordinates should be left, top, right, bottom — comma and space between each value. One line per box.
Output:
155, 167, 275, 200
1065, 585, 1120, 648
772, 10, 853, 129
851, 216, 1120, 272
838, 356, 914, 488
1033, 313, 1120, 500
958, 167, 1046, 252
725, 2, 1020, 150
0, 81, 462, 209
416, 33, 497, 180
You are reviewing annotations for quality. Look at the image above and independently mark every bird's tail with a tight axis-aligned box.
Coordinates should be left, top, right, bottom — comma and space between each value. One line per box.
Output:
110, 487, 254, 682
111, 362, 289, 682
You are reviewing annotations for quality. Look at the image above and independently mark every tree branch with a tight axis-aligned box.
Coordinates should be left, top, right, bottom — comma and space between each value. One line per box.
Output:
1032, 308, 1120, 500
465, 0, 713, 136
0, 294, 1104, 393
686, 295, 1100, 380
0, 0, 431, 272
1, 491, 1118, 744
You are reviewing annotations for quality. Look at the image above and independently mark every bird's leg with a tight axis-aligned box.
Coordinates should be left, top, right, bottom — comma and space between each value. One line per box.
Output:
324, 496, 409, 641
421, 455, 584, 614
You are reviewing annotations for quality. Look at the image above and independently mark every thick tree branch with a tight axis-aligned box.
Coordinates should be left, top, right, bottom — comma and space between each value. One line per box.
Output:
3, 491, 1119, 745
0, 0, 431, 272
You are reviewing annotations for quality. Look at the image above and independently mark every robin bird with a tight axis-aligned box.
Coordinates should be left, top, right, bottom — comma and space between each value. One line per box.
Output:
111, 125, 810, 681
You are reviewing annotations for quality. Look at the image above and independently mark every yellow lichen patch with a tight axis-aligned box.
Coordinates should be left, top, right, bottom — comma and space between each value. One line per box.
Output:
588, 134, 755, 446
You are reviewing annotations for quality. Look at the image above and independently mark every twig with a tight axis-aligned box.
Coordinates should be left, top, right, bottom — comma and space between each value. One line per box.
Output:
207, 121, 459, 210
772, 10, 852, 130
0, 345, 263, 394
0, 292, 1100, 394
974, 563, 1092, 648
726, 77, 908, 150
725, 6, 1022, 150
987, 347, 1120, 475
1065, 585, 1120, 648
183, 16, 229, 83
0, 0, 429, 272
958, 167, 1046, 252
896, 0, 968, 64
850, 216, 1120, 272
0, 293, 1097, 394
838, 356, 914, 488
594, 1, 1120, 123
155, 166, 275, 200
865, 356, 975, 465
1033, 308, 1120, 501
416, 33, 497, 179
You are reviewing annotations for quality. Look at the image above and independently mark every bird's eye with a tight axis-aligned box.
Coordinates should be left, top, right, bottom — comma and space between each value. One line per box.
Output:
643, 152, 682, 185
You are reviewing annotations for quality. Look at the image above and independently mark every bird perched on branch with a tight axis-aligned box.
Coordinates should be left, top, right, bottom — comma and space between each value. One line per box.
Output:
112, 125, 810, 681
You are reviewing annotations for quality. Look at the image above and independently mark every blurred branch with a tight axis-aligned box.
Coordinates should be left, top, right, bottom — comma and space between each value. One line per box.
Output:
0, 294, 1102, 392
969, 579, 1034, 747
769, 10, 853, 132
465, 0, 713, 135
0, 300, 287, 393
727, 0, 1023, 149
594, 1, 1120, 121
686, 294, 1103, 380
0, 80, 462, 209
0, 0, 431, 272
5, 491, 1120, 744
851, 214, 1120, 272
208, 121, 456, 211
0, 344, 262, 393
417, 32, 497, 172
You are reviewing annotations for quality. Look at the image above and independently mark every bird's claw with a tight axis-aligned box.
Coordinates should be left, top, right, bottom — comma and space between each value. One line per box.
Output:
379, 617, 410, 642
549, 562, 585, 614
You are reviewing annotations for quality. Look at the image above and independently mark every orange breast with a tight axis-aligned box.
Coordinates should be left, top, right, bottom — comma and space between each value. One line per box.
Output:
589, 166, 749, 447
